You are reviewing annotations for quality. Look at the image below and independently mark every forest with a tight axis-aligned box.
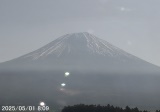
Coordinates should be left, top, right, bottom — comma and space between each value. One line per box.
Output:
62, 104, 160, 112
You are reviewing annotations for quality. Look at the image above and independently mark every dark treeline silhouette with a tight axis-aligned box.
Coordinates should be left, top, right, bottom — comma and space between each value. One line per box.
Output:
62, 104, 160, 112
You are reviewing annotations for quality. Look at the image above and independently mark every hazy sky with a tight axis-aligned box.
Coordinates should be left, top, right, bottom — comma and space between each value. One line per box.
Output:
0, 0, 160, 66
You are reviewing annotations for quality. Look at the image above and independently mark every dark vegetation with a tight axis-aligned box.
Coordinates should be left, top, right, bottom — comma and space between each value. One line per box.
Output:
62, 104, 160, 112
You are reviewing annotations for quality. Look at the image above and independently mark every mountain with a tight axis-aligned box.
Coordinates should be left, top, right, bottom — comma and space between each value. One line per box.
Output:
1, 32, 160, 73
0, 32, 160, 110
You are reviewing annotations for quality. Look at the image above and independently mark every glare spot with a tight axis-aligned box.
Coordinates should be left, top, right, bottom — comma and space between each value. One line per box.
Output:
61, 83, 66, 87
65, 72, 70, 77
119, 7, 131, 12
120, 7, 125, 11
39, 102, 45, 106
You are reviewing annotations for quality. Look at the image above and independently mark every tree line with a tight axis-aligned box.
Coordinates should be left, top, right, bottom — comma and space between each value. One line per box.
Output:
62, 104, 160, 112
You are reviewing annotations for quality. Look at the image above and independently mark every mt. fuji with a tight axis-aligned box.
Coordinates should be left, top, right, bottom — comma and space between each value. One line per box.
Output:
23, 32, 133, 59
1, 32, 159, 73
0, 32, 160, 110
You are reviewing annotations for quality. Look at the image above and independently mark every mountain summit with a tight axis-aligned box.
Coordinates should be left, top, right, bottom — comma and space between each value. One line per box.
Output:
22, 32, 134, 60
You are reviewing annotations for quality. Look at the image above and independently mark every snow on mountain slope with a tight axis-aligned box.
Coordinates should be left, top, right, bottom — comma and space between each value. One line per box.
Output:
21, 32, 136, 60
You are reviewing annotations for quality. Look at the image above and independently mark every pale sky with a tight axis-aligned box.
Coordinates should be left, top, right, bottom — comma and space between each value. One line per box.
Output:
0, 0, 160, 66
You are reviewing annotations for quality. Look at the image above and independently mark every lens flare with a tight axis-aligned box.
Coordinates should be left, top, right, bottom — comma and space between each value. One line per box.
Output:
40, 102, 45, 106
65, 72, 70, 77
61, 83, 66, 87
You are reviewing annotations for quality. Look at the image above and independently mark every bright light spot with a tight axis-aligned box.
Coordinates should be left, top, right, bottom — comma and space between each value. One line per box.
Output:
40, 102, 45, 106
120, 7, 125, 11
65, 72, 70, 77
119, 7, 131, 12
61, 83, 66, 87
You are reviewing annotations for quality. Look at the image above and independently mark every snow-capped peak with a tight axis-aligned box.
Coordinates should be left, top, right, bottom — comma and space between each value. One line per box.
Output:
22, 32, 135, 60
